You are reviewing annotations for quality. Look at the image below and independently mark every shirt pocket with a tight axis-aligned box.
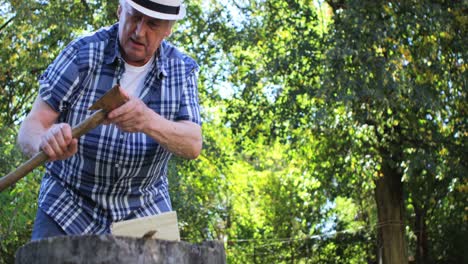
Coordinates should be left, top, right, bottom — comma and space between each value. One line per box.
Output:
144, 78, 181, 121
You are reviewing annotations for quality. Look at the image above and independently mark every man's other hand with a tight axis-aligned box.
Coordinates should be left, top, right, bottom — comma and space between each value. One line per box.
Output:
40, 123, 78, 161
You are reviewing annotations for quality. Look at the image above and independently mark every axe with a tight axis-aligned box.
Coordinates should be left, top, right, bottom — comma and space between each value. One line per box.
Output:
0, 84, 128, 192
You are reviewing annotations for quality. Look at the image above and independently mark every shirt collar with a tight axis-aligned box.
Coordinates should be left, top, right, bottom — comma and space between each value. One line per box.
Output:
103, 24, 120, 65
156, 41, 168, 79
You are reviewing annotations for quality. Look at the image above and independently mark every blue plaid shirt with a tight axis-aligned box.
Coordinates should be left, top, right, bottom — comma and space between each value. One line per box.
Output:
37, 24, 201, 234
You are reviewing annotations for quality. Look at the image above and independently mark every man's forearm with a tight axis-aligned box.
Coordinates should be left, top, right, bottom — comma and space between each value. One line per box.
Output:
106, 96, 202, 159
18, 116, 48, 157
17, 97, 62, 158
143, 111, 202, 159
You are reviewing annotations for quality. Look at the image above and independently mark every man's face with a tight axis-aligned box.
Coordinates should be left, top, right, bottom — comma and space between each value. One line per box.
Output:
118, 3, 173, 66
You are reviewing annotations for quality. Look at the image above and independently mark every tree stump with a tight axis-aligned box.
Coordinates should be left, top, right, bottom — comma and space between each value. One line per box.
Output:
15, 235, 226, 264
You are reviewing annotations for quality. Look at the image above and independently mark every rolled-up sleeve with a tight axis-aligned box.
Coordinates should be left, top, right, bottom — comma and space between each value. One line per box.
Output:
39, 42, 80, 113
175, 67, 201, 125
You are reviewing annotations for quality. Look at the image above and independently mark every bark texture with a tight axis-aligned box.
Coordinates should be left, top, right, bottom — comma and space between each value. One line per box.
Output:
375, 161, 408, 264
15, 235, 226, 264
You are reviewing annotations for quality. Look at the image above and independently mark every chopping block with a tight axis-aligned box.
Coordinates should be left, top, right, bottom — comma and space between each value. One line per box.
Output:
15, 235, 226, 264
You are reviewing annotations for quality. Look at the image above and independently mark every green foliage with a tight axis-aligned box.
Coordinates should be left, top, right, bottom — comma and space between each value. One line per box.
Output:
0, 126, 42, 264
0, 0, 118, 126
319, 0, 467, 262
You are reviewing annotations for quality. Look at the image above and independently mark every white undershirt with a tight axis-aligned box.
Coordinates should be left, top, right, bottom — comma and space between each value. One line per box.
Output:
120, 56, 154, 97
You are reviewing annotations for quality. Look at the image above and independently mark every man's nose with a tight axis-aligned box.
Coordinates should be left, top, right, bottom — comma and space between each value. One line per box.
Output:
135, 19, 147, 37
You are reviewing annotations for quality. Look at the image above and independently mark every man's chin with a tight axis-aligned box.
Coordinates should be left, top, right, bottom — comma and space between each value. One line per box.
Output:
123, 52, 147, 65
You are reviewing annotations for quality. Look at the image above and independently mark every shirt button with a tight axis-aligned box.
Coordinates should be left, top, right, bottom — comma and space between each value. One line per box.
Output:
115, 164, 120, 168
120, 134, 124, 139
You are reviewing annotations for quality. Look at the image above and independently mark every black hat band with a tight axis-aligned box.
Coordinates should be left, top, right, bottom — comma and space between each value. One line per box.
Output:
132, 0, 180, 15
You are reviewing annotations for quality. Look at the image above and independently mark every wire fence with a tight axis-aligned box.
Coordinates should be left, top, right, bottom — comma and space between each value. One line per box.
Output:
224, 227, 376, 263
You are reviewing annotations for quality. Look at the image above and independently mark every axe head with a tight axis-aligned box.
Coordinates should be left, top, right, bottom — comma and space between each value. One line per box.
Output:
88, 84, 129, 111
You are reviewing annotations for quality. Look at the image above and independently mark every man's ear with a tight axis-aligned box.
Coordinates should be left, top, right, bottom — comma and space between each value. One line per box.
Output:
165, 22, 175, 37
166, 28, 173, 38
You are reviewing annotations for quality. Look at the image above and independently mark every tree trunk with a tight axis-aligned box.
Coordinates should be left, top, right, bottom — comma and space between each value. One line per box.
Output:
374, 160, 407, 264
414, 205, 429, 264
15, 235, 226, 264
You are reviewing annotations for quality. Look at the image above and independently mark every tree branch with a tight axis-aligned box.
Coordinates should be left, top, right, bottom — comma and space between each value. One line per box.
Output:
0, 16, 15, 34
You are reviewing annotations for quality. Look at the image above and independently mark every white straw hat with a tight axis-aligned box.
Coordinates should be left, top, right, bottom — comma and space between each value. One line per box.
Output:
125, 0, 186, 20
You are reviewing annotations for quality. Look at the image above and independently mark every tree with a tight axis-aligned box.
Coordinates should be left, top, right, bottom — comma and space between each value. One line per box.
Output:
321, 0, 467, 263
205, 0, 466, 262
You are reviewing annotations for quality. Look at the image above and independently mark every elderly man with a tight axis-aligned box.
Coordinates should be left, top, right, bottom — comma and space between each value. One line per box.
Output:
18, 0, 202, 240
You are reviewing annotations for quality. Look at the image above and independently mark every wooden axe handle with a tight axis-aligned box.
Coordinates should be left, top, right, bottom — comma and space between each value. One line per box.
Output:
0, 109, 107, 192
